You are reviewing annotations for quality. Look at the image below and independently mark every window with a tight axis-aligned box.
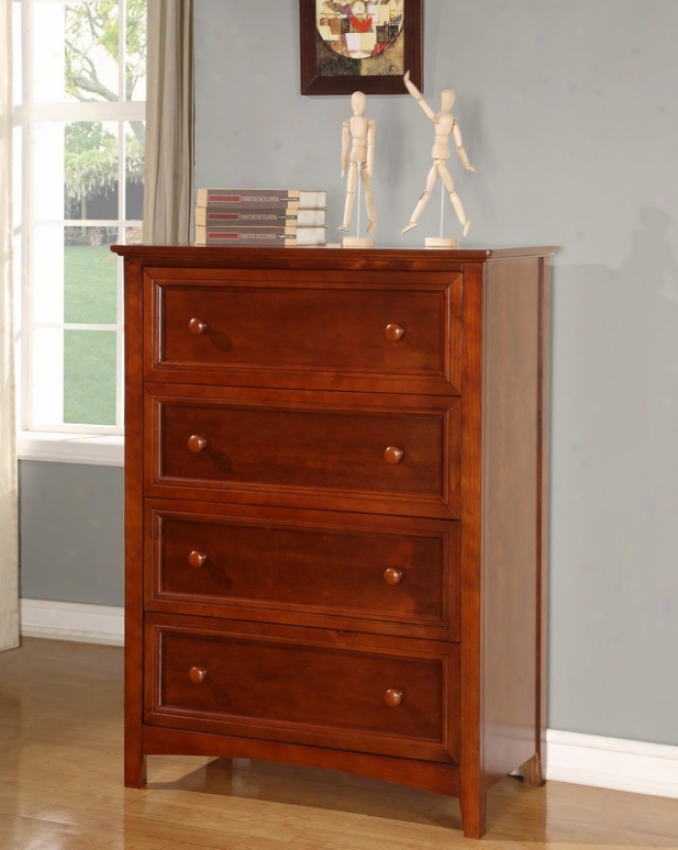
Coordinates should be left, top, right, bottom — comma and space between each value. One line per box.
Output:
14, 0, 146, 464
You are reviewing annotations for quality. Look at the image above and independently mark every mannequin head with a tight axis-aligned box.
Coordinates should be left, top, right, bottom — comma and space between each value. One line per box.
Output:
351, 90, 366, 115
441, 89, 456, 112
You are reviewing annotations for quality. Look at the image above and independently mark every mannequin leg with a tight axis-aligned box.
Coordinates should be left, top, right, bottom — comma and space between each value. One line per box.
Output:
402, 164, 438, 233
361, 168, 377, 233
439, 162, 470, 237
339, 165, 358, 231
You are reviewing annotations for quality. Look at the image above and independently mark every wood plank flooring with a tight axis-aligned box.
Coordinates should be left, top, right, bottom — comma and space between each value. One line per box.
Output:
0, 637, 676, 849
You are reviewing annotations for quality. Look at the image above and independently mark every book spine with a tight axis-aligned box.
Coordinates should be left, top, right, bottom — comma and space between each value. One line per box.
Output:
195, 208, 326, 227
195, 225, 327, 247
196, 189, 327, 209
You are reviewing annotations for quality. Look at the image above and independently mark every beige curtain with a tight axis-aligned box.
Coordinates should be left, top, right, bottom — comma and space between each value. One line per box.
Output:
143, 0, 194, 244
0, 0, 19, 651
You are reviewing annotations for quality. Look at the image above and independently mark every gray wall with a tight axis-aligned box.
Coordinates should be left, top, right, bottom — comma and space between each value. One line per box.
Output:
20, 0, 678, 746
19, 461, 124, 606
193, 0, 678, 745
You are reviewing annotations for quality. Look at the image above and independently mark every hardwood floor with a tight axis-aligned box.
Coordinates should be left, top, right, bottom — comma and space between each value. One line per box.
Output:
0, 638, 675, 850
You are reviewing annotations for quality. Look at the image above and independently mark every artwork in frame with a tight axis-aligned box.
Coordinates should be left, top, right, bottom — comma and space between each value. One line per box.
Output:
300, 0, 422, 95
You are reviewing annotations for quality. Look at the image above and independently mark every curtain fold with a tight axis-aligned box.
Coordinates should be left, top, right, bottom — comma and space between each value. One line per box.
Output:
143, 0, 194, 244
0, 0, 20, 652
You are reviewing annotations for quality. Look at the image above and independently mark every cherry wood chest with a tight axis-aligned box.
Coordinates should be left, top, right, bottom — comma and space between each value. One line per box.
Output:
112, 244, 557, 838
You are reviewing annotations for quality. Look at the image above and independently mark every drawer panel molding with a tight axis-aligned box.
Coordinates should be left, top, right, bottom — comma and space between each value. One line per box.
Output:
145, 500, 460, 638
145, 269, 463, 395
146, 386, 461, 519
145, 614, 460, 764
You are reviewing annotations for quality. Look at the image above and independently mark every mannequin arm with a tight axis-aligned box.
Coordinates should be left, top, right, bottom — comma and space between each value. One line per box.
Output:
403, 70, 435, 121
341, 120, 350, 176
453, 121, 476, 172
366, 120, 376, 172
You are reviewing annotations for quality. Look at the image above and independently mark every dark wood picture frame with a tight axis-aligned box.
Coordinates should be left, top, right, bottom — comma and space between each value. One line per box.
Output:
300, 0, 422, 95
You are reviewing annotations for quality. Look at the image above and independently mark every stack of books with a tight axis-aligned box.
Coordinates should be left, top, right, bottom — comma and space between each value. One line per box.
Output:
195, 189, 328, 247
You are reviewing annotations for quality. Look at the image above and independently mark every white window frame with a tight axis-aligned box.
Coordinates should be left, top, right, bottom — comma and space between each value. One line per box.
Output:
15, 0, 145, 467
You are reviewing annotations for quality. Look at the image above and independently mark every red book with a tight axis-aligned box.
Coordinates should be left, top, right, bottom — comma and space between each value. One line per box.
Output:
195, 207, 326, 227
195, 224, 327, 247
196, 189, 327, 210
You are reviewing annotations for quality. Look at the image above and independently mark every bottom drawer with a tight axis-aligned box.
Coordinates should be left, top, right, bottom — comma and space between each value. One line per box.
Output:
145, 613, 459, 763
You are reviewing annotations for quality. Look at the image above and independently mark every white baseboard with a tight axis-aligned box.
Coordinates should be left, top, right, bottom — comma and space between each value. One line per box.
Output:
18, 599, 678, 800
20, 598, 124, 646
546, 729, 678, 799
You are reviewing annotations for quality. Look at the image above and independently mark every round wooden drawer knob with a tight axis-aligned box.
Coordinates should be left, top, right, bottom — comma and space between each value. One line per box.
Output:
385, 323, 405, 341
384, 689, 403, 707
188, 550, 208, 569
188, 434, 207, 452
384, 446, 404, 465
383, 568, 403, 586
189, 666, 207, 684
188, 318, 208, 335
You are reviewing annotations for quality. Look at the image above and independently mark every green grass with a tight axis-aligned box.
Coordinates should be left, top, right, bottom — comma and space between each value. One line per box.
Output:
63, 244, 119, 426
64, 243, 118, 324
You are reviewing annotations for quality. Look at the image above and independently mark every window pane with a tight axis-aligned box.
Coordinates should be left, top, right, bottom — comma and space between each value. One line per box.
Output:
24, 0, 144, 437
34, 226, 118, 325
65, 230, 118, 324
126, 121, 144, 219
34, 2, 66, 101
126, 0, 147, 101
33, 226, 65, 324
64, 1, 119, 102
64, 330, 117, 426
32, 328, 64, 426
37, 120, 124, 223
34, 123, 65, 219
65, 121, 120, 220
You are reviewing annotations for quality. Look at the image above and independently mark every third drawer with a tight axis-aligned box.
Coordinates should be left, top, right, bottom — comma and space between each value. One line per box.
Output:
145, 500, 460, 640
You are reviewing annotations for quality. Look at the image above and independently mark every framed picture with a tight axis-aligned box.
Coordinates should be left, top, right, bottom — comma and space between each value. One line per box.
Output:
300, 0, 422, 95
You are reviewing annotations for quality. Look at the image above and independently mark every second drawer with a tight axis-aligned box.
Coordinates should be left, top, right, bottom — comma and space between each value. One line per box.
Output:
147, 385, 461, 519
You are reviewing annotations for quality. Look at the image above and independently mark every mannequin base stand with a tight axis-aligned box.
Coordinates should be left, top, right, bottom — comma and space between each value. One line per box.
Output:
342, 237, 374, 249
425, 237, 458, 249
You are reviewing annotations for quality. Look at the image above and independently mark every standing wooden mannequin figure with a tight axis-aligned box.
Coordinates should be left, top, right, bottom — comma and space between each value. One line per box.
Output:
402, 71, 475, 240
339, 90, 377, 245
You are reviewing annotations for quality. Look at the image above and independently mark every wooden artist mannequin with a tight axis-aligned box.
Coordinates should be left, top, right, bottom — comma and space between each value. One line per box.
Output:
402, 71, 475, 240
339, 90, 377, 242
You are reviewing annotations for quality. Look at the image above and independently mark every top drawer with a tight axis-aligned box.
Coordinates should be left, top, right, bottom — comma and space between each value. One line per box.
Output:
144, 268, 462, 394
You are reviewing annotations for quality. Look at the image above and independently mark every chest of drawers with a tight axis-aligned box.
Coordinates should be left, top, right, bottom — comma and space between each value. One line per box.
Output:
112, 244, 556, 838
